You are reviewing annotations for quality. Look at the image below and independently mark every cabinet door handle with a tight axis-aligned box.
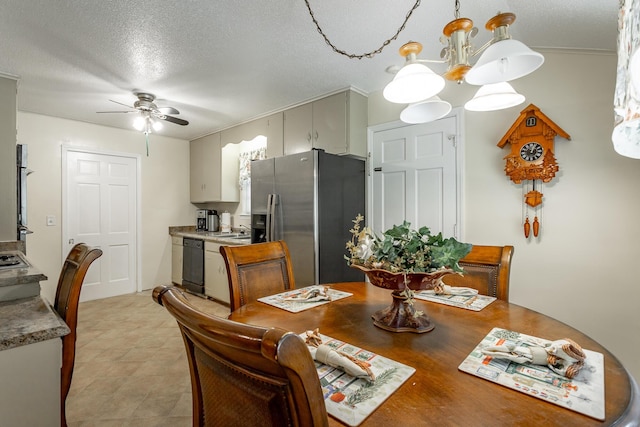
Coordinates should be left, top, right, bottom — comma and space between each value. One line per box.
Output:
306, 132, 312, 142
314, 130, 319, 141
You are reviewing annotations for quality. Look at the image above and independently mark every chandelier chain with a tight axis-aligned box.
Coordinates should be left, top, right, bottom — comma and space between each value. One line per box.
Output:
454, 0, 460, 19
303, 0, 421, 59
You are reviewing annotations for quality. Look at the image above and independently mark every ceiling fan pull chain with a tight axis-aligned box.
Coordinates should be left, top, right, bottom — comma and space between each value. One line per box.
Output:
303, 0, 422, 59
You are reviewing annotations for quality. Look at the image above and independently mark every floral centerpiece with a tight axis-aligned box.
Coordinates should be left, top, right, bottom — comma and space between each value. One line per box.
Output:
345, 214, 472, 333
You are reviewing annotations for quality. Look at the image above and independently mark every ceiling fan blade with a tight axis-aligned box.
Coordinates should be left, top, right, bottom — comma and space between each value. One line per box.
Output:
109, 99, 135, 109
157, 106, 180, 115
96, 110, 137, 114
162, 115, 189, 126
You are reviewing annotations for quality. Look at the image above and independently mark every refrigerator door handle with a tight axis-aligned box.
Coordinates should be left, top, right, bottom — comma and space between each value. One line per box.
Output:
266, 194, 273, 242
267, 193, 278, 241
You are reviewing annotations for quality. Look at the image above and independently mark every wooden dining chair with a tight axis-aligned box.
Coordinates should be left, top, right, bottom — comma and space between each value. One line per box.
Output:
53, 243, 103, 427
220, 240, 295, 312
442, 245, 514, 301
152, 285, 328, 426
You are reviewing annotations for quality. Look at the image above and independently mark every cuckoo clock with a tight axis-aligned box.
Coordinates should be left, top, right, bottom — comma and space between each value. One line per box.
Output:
497, 104, 570, 239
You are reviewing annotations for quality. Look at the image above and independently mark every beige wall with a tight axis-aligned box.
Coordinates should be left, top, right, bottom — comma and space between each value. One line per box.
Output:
369, 51, 640, 381
17, 112, 193, 302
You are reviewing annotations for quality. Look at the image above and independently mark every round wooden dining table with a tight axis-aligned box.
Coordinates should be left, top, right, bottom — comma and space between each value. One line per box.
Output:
229, 282, 639, 426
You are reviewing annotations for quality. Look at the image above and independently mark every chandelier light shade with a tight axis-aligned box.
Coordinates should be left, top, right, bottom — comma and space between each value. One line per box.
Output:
612, 0, 640, 158
400, 97, 452, 124
383, 42, 446, 104
464, 39, 545, 86
464, 82, 525, 112
465, 13, 544, 85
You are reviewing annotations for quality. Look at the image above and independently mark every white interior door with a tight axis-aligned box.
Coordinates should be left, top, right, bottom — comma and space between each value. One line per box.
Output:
64, 149, 138, 302
370, 113, 462, 238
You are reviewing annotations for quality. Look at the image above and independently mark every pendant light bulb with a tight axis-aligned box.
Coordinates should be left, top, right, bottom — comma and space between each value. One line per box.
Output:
152, 120, 163, 132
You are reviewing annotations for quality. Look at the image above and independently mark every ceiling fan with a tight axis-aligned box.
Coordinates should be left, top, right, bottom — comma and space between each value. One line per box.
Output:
97, 92, 189, 129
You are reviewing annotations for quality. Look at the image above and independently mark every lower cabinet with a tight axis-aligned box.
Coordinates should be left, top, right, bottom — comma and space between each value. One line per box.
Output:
171, 236, 183, 285
204, 242, 230, 304
0, 339, 61, 426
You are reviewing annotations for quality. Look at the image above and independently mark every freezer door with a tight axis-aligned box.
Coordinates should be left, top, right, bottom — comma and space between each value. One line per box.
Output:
250, 158, 275, 215
274, 151, 317, 287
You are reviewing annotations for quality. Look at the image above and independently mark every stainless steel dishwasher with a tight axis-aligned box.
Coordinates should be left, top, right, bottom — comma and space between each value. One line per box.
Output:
182, 238, 204, 295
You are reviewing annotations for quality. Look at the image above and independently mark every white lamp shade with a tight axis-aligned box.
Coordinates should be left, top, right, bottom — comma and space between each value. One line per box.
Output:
612, 118, 640, 159
465, 39, 544, 85
383, 63, 446, 104
400, 97, 452, 123
464, 82, 525, 111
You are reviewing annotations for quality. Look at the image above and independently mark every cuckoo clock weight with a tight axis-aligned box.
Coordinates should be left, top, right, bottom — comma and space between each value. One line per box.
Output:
497, 104, 570, 239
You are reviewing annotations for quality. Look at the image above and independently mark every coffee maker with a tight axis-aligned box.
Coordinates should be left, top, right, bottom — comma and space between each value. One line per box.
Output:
196, 209, 208, 231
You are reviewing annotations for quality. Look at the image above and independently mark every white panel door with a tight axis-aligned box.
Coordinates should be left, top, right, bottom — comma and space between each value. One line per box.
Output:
372, 115, 460, 238
65, 150, 138, 301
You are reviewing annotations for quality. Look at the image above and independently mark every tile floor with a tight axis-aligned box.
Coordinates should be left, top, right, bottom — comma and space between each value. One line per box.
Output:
66, 288, 230, 427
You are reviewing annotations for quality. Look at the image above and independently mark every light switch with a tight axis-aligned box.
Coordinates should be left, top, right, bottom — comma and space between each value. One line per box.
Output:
46, 215, 56, 226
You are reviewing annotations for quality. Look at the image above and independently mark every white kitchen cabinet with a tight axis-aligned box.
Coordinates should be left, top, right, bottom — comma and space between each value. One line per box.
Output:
190, 132, 239, 203
283, 90, 367, 158
171, 236, 183, 285
204, 242, 230, 304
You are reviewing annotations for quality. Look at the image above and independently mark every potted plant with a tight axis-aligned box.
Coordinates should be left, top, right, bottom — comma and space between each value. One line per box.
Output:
345, 214, 472, 333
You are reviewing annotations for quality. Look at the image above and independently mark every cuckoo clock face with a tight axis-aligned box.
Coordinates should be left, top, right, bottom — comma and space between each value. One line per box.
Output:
519, 142, 544, 163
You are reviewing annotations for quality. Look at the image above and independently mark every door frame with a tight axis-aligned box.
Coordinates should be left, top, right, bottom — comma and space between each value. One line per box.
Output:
61, 146, 143, 293
366, 107, 466, 240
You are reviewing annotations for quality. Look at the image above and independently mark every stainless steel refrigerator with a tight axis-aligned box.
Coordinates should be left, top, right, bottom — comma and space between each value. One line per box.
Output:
251, 149, 365, 287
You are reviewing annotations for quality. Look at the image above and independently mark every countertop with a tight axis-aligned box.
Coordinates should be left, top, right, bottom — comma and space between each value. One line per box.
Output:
0, 295, 70, 351
169, 226, 252, 245
0, 251, 47, 287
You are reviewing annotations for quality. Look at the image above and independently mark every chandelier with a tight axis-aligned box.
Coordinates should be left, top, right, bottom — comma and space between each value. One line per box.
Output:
383, 3, 544, 123
303, 0, 543, 124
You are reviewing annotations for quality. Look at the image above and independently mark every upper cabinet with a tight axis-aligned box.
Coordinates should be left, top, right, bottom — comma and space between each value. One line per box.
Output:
190, 132, 239, 203
283, 90, 367, 158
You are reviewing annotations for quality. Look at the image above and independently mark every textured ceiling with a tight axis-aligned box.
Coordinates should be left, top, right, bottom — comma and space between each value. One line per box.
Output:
0, 0, 619, 140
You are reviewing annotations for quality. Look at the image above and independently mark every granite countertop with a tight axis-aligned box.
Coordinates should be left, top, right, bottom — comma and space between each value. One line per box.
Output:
169, 226, 252, 245
0, 296, 70, 351
0, 251, 48, 287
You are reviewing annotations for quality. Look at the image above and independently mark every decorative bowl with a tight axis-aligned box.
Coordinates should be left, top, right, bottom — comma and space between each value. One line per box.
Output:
351, 264, 455, 333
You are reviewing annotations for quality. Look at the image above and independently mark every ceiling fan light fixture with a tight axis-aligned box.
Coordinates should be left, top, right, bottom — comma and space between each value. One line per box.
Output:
464, 82, 525, 111
400, 97, 452, 124
465, 39, 544, 85
152, 120, 163, 132
383, 62, 446, 104
133, 116, 146, 131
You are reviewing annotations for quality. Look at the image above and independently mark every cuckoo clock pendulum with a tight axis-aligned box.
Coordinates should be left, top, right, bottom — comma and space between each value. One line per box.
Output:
497, 104, 570, 239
